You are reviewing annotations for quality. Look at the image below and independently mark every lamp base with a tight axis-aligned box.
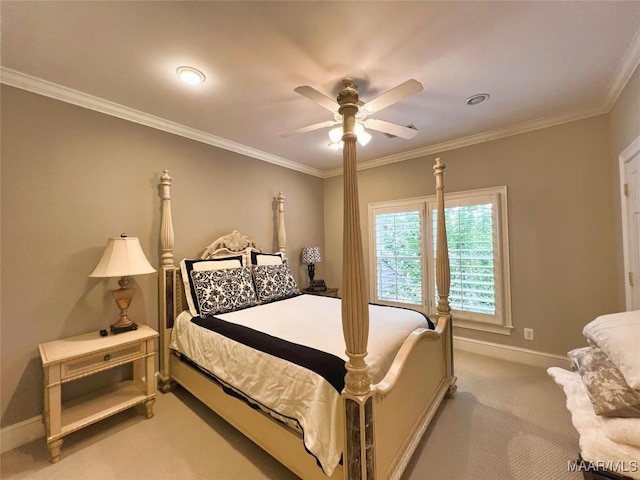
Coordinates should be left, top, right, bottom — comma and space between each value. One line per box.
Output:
110, 278, 138, 334
110, 321, 138, 334
307, 263, 316, 282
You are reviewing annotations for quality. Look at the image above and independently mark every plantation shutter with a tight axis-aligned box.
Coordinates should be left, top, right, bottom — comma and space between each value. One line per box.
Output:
371, 203, 425, 306
371, 187, 511, 334
429, 191, 506, 326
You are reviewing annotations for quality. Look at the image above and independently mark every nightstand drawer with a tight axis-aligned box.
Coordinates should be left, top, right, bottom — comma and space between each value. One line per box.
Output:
61, 343, 145, 380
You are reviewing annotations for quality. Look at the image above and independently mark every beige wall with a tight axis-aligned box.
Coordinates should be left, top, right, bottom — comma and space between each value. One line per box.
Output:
0, 86, 324, 426
324, 114, 620, 356
608, 65, 640, 307
609, 66, 640, 156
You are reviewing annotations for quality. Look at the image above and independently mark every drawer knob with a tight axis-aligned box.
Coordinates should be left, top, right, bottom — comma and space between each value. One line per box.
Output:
104, 354, 112, 362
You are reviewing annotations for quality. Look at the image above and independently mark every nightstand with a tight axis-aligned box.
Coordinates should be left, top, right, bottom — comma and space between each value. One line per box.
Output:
302, 287, 339, 298
38, 324, 158, 463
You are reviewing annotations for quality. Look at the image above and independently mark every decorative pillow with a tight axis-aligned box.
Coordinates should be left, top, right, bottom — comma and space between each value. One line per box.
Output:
568, 346, 640, 418
582, 310, 640, 389
250, 251, 285, 266
189, 266, 258, 317
251, 263, 300, 303
180, 256, 244, 316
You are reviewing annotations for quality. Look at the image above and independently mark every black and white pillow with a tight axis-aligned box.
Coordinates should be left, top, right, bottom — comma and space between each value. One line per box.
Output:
250, 251, 285, 266
190, 266, 258, 317
180, 256, 244, 316
252, 263, 300, 303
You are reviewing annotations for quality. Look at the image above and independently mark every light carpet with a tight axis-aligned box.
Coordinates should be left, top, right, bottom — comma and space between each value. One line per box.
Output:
0, 350, 581, 479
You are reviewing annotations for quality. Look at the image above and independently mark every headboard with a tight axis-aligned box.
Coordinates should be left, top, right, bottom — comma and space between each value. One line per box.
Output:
202, 230, 262, 260
157, 172, 287, 389
174, 230, 273, 315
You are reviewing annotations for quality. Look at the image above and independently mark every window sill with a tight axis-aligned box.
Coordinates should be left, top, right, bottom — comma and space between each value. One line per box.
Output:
452, 318, 514, 335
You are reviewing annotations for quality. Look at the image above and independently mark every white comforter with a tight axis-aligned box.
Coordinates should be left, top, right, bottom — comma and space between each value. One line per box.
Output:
548, 367, 640, 479
170, 294, 431, 476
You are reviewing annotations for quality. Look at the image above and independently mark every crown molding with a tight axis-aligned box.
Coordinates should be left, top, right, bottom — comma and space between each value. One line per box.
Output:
0, 67, 325, 178
321, 104, 607, 178
603, 27, 640, 111
3, 38, 638, 181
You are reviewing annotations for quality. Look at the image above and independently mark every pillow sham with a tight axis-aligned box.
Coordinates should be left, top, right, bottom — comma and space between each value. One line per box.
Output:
252, 263, 300, 303
568, 346, 640, 418
250, 251, 285, 266
180, 256, 244, 316
190, 266, 258, 317
582, 310, 640, 390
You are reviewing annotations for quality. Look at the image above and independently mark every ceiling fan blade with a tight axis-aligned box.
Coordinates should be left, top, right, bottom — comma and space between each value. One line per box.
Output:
294, 86, 340, 112
361, 79, 423, 114
364, 119, 419, 139
279, 120, 338, 138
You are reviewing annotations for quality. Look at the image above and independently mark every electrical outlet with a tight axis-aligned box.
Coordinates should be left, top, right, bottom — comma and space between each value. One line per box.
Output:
524, 328, 534, 341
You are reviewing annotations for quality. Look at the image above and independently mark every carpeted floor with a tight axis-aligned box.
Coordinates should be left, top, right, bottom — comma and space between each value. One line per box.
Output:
0, 350, 581, 480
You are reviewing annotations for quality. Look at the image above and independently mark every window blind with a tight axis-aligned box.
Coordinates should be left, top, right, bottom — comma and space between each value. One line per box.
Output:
432, 203, 496, 315
374, 210, 422, 305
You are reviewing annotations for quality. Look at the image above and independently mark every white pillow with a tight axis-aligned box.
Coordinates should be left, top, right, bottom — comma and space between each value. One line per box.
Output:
192, 259, 241, 271
180, 256, 244, 316
582, 310, 640, 390
250, 251, 285, 266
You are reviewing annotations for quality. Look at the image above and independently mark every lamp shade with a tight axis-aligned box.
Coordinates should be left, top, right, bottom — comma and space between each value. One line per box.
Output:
301, 246, 322, 264
90, 236, 156, 278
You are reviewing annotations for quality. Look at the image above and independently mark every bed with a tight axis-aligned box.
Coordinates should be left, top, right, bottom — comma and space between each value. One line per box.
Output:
156, 79, 456, 480
548, 310, 640, 480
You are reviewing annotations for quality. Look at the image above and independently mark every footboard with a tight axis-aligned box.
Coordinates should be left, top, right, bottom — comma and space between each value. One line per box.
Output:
372, 316, 455, 480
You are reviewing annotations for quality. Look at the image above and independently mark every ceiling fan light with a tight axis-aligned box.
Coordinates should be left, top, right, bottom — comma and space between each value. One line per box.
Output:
357, 129, 372, 147
177, 66, 206, 85
328, 126, 343, 143
328, 141, 342, 151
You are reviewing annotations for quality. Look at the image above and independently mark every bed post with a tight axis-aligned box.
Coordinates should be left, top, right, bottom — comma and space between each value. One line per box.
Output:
276, 192, 286, 258
338, 78, 374, 480
433, 159, 456, 396
158, 170, 177, 393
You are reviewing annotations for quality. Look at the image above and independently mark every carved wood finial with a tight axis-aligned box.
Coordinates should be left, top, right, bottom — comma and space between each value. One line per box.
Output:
337, 78, 359, 107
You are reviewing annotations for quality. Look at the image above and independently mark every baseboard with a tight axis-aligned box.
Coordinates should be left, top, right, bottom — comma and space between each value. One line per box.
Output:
1, 415, 45, 454
453, 336, 571, 369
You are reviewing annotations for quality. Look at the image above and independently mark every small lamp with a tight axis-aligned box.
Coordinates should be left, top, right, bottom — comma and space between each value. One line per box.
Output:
90, 234, 156, 334
301, 246, 322, 283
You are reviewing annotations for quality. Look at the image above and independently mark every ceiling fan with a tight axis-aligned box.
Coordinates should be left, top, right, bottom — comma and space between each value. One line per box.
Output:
279, 78, 423, 146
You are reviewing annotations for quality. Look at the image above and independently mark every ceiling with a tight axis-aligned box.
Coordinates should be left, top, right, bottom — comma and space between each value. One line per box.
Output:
2, 1, 639, 177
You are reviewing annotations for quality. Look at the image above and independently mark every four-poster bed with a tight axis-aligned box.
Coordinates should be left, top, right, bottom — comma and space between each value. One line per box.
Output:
156, 78, 456, 480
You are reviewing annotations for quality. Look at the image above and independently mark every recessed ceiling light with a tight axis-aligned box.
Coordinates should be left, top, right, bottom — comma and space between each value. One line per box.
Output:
176, 66, 205, 85
465, 93, 490, 106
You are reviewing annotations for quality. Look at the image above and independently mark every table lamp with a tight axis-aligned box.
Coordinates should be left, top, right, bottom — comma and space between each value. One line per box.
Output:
90, 234, 156, 334
301, 246, 322, 282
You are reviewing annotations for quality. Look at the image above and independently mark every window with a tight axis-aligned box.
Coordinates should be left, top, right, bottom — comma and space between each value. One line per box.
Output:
369, 187, 512, 335
372, 203, 425, 306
